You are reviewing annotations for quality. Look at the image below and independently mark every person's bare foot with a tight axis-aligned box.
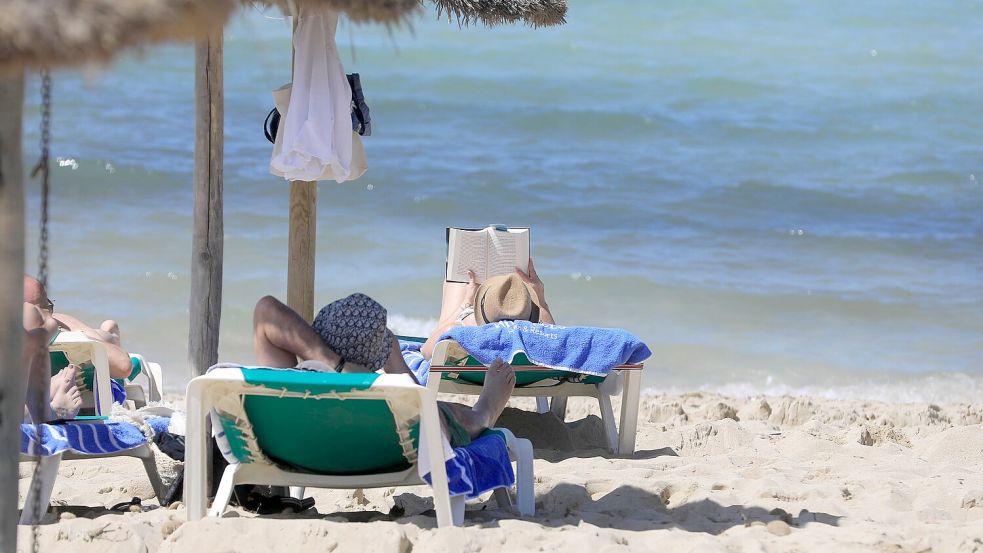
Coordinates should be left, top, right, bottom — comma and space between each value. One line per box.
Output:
49, 365, 83, 420
472, 358, 516, 428
99, 319, 121, 345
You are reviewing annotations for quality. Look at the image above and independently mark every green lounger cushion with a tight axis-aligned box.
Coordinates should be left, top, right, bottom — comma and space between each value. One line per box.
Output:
222, 369, 420, 475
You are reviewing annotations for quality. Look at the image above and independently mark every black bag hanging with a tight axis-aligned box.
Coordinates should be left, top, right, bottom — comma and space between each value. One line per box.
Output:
264, 107, 280, 144
263, 74, 371, 144
348, 73, 371, 137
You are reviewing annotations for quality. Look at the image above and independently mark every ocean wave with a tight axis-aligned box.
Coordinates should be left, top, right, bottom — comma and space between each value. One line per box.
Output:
387, 313, 438, 339
649, 372, 983, 405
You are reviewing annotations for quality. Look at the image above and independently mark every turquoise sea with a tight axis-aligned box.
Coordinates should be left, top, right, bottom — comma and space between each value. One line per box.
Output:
21, 1, 983, 402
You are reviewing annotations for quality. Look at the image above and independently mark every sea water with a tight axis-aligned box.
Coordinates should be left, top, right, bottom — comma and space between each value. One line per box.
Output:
19, 1, 982, 402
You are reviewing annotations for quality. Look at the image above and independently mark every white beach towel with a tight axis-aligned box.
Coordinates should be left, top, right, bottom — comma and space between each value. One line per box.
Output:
270, 7, 366, 182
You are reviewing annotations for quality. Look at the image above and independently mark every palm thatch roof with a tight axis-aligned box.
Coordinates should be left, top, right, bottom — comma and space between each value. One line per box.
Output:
0, 0, 566, 73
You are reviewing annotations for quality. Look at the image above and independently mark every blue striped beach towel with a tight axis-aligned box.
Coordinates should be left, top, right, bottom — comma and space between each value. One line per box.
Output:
20, 417, 169, 457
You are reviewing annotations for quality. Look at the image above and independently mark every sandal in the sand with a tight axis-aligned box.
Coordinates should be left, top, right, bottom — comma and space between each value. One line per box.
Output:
110, 497, 145, 513
239, 491, 316, 515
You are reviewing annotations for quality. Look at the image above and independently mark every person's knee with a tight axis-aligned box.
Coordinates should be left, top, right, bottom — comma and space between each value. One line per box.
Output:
23, 275, 44, 305
254, 295, 285, 327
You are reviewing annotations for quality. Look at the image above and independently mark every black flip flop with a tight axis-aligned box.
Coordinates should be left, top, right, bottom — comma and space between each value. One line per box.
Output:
110, 497, 144, 513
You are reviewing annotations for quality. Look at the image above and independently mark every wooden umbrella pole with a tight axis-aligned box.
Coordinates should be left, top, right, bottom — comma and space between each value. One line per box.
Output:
189, 33, 224, 377
0, 72, 25, 552
287, 181, 317, 321
286, 16, 318, 322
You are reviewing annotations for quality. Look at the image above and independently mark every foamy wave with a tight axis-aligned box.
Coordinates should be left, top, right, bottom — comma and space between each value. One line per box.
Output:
388, 313, 438, 339
647, 372, 983, 405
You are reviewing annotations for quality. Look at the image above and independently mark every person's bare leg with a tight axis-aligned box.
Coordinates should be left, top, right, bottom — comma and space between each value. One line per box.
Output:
99, 319, 121, 346
253, 295, 341, 368
51, 312, 132, 379
437, 281, 469, 324
381, 333, 422, 383
439, 358, 515, 439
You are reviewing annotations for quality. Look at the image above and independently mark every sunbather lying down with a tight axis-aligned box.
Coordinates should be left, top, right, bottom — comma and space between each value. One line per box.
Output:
23, 275, 133, 380
253, 293, 515, 447
422, 258, 556, 360
22, 301, 83, 422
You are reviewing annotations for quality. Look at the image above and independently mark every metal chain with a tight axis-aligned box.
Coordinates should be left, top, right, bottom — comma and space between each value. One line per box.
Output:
31, 70, 51, 290
28, 68, 51, 553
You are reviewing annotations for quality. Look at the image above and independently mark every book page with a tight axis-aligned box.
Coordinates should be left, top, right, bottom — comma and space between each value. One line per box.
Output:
446, 229, 489, 282
487, 228, 530, 278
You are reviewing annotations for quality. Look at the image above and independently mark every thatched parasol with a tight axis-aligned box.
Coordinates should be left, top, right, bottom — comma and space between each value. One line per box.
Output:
0, 0, 566, 73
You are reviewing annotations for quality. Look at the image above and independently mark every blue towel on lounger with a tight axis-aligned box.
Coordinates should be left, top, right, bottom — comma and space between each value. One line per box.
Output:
423, 430, 515, 499
20, 417, 169, 457
399, 341, 431, 386
444, 321, 651, 377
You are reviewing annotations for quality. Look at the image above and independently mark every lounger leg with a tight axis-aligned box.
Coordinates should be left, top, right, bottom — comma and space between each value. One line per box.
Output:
208, 464, 240, 518
499, 428, 535, 517
451, 495, 466, 526
421, 397, 454, 527
185, 382, 208, 520
289, 486, 306, 500
597, 388, 618, 453
493, 488, 513, 512
549, 397, 567, 421
618, 370, 642, 455
535, 397, 549, 414
512, 437, 535, 516
19, 454, 63, 524
136, 444, 166, 500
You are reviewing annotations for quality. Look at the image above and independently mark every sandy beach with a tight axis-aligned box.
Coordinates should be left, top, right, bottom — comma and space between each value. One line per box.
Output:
17, 392, 983, 552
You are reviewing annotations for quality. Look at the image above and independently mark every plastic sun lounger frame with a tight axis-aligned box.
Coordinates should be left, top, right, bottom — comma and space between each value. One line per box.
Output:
50, 331, 164, 414
428, 338, 644, 454
18, 333, 168, 523
185, 367, 535, 526
19, 439, 165, 524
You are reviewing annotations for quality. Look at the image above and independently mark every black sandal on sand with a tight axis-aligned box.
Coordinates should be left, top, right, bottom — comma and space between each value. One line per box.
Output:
238, 490, 316, 515
110, 497, 144, 513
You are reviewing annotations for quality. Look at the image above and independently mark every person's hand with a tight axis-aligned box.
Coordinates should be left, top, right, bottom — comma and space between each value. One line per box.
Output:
515, 258, 547, 308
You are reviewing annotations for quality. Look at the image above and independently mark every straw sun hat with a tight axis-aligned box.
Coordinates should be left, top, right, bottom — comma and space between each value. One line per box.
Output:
473, 273, 541, 325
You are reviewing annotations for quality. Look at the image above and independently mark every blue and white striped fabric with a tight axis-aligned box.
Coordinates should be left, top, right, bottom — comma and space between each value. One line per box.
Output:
20, 417, 169, 457
399, 341, 431, 386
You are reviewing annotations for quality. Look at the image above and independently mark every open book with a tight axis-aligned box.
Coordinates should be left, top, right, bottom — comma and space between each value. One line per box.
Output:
445, 226, 530, 283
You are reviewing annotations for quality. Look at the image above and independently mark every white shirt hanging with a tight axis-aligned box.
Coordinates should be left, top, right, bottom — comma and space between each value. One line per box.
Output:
270, 7, 366, 182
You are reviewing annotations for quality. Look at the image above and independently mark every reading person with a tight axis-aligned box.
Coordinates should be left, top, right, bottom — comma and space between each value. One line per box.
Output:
252, 293, 516, 446
421, 258, 556, 360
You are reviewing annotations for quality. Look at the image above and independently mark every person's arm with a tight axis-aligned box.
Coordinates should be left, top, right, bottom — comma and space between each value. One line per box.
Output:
515, 258, 555, 325
381, 334, 421, 385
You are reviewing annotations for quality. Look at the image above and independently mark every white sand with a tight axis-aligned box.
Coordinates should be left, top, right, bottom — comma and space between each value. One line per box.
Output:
16, 392, 983, 552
